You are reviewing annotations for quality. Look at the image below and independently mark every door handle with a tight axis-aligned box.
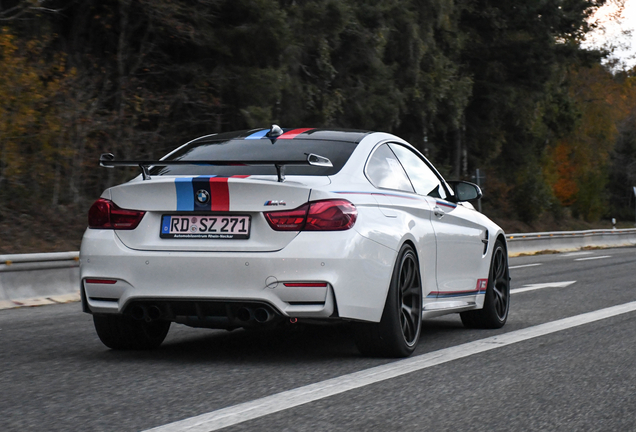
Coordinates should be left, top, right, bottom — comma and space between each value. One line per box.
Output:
433, 206, 444, 218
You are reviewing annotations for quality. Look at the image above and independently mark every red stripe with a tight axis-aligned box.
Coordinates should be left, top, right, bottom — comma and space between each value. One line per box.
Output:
231, 175, 250, 178
278, 128, 314, 139
209, 178, 230, 211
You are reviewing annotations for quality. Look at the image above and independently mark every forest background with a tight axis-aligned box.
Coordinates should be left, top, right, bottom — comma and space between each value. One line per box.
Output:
1, 0, 636, 253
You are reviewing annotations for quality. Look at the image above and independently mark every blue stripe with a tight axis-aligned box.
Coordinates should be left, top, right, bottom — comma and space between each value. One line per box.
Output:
245, 130, 268, 140
175, 178, 194, 211
436, 291, 479, 298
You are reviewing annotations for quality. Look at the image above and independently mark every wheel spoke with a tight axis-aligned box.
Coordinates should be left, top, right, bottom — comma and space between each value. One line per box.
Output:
401, 308, 416, 342
402, 304, 413, 317
394, 249, 422, 346
494, 251, 505, 280
401, 312, 409, 338
493, 287, 504, 305
403, 285, 420, 298
493, 285, 507, 317
401, 259, 414, 292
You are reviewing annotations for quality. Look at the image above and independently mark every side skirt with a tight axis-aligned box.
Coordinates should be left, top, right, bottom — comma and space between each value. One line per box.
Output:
422, 296, 484, 319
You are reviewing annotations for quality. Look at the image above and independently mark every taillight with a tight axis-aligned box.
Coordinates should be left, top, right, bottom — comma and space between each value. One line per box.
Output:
265, 199, 357, 231
88, 198, 145, 230
305, 199, 357, 231
264, 204, 309, 231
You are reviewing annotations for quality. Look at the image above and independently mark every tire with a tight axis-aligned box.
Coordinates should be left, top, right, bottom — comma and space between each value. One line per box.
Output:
354, 243, 422, 358
460, 239, 510, 329
93, 314, 170, 350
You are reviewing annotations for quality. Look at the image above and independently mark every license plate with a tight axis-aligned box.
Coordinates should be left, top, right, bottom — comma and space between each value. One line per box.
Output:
161, 215, 250, 239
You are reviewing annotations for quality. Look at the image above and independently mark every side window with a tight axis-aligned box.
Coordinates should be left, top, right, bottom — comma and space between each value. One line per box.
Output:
365, 144, 414, 193
389, 144, 447, 199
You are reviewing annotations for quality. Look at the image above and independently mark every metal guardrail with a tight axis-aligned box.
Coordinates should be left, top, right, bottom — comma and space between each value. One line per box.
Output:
0, 252, 80, 309
507, 228, 636, 240
506, 228, 636, 255
0, 251, 80, 272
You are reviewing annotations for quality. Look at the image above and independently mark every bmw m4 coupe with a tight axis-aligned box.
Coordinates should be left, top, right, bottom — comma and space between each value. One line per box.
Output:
80, 126, 510, 357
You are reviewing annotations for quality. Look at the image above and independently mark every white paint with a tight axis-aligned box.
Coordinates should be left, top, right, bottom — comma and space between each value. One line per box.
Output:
511, 281, 576, 294
575, 256, 612, 261
509, 263, 542, 269
562, 251, 594, 257
143, 300, 636, 432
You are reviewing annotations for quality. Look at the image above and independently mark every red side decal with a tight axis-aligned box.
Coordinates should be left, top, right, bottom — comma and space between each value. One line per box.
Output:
476, 278, 488, 293
209, 178, 230, 211
278, 128, 314, 139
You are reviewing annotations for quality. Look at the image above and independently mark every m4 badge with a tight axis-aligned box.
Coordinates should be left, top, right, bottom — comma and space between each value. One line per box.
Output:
264, 200, 286, 206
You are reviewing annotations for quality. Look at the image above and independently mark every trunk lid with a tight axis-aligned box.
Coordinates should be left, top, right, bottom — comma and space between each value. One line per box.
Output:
110, 176, 320, 252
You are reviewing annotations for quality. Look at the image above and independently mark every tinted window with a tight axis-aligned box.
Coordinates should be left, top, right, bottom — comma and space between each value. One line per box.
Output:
389, 144, 446, 199
365, 144, 414, 192
150, 138, 357, 176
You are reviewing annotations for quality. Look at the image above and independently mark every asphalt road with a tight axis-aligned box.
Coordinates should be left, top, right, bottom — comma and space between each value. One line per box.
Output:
1, 246, 635, 431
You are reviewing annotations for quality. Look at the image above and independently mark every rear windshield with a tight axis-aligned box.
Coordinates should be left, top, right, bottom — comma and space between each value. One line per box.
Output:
150, 138, 357, 176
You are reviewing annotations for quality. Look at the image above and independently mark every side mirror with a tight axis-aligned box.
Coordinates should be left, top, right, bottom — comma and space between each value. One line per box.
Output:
448, 181, 482, 202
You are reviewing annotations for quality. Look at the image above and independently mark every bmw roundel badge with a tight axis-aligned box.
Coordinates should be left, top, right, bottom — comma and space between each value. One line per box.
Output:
195, 190, 210, 204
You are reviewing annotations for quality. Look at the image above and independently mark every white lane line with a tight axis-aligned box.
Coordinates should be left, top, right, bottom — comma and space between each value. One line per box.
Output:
563, 251, 594, 257
512, 281, 576, 294
144, 301, 636, 432
509, 263, 542, 269
575, 255, 612, 261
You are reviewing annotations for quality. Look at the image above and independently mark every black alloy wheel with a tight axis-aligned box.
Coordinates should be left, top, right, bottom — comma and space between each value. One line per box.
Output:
490, 244, 509, 321
460, 239, 510, 329
354, 243, 423, 357
397, 248, 422, 347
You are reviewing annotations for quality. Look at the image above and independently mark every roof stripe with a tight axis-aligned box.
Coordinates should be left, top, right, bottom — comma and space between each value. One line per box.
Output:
278, 128, 314, 139
245, 129, 268, 140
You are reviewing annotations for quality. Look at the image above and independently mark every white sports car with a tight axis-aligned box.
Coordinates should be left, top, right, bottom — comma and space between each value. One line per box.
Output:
80, 126, 510, 357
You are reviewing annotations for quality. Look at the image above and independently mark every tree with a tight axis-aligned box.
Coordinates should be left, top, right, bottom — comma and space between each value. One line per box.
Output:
459, 0, 610, 223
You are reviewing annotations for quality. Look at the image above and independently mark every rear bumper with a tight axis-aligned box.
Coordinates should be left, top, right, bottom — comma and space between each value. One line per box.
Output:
79, 228, 396, 322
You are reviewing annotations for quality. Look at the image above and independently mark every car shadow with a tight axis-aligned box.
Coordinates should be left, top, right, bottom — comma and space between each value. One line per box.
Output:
88, 316, 474, 364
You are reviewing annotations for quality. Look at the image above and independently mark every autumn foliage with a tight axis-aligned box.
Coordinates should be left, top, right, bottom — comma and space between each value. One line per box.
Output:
0, 0, 635, 252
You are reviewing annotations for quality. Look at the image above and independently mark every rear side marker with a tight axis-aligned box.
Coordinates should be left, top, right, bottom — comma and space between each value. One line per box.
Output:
283, 283, 328, 288
85, 279, 117, 284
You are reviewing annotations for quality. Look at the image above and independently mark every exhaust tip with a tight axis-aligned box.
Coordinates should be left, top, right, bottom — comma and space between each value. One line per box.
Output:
147, 305, 162, 321
254, 308, 272, 323
131, 305, 145, 320
236, 307, 253, 322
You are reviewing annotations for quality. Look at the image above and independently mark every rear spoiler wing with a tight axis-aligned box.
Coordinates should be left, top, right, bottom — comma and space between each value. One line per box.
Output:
99, 153, 332, 182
